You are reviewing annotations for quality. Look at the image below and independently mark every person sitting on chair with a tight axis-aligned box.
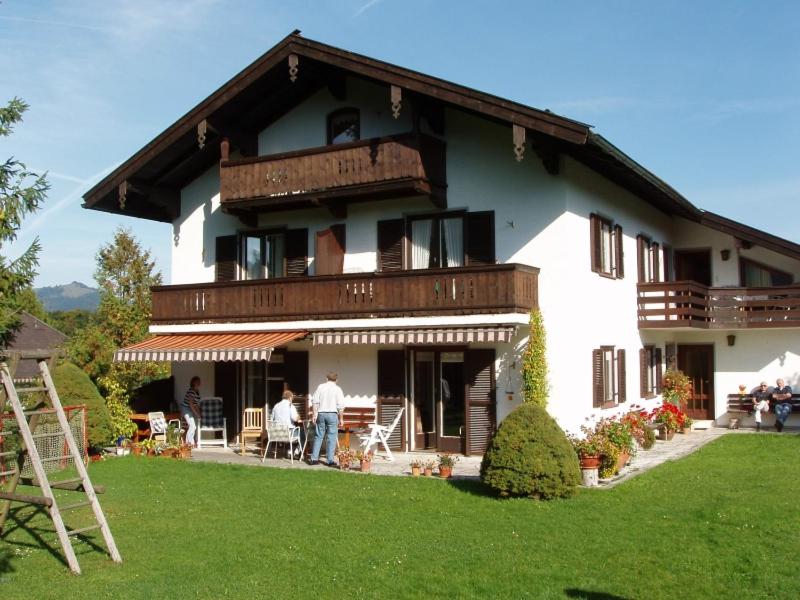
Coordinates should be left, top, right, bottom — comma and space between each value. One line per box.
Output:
272, 390, 304, 458
752, 382, 771, 432
772, 378, 793, 432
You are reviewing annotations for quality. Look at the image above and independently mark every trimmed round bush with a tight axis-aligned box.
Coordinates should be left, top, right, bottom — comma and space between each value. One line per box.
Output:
53, 362, 112, 449
480, 403, 580, 499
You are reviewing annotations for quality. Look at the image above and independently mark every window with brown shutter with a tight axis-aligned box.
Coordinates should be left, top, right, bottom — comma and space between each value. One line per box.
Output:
466, 349, 496, 455
377, 219, 405, 271
655, 347, 664, 393
377, 350, 406, 451
637, 235, 661, 283
593, 346, 617, 408
465, 211, 495, 266
617, 348, 626, 403
640, 345, 657, 398
215, 235, 238, 282
285, 228, 308, 277
590, 214, 622, 278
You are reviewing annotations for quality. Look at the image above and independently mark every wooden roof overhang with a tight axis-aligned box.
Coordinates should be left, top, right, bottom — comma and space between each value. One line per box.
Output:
80, 31, 710, 231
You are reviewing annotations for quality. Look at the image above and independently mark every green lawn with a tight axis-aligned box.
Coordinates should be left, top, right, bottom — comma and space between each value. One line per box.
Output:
1, 434, 798, 599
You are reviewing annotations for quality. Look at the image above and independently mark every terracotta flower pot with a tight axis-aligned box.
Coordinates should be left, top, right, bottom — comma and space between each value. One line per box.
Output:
423, 467, 433, 477
439, 466, 453, 478
616, 451, 630, 473
360, 459, 372, 473
411, 466, 421, 477
132, 446, 142, 457
579, 455, 601, 469
659, 429, 675, 441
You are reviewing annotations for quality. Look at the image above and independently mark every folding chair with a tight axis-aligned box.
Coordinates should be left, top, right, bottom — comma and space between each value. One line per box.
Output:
261, 420, 302, 464
358, 407, 404, 462
197, 397, 228, 449
147, 411, 182, 443
239, 407, 264, 456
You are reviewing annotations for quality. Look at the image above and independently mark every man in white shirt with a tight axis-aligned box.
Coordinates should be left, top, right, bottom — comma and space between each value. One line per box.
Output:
309, 371, 345, 466
272, 390, 304, 457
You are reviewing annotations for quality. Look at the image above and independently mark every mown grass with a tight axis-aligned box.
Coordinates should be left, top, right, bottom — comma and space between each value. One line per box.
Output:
1, 434, 798, 599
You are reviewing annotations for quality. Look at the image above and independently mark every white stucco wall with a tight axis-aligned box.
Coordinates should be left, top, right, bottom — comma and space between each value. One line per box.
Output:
166, 76, 800, 435
172, 361, 215, 407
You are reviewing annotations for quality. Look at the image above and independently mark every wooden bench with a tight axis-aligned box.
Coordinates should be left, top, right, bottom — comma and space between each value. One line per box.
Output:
726, 394, 800, 427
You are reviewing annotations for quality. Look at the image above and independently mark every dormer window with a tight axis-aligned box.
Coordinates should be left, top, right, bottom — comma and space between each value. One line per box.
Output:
327, 108, 360, 145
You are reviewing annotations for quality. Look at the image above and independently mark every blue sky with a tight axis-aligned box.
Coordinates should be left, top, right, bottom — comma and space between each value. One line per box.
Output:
2, 0, 799, 287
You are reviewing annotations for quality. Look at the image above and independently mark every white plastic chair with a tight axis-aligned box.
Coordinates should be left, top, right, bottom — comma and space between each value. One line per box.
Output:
147, 411, 182, 443
261, 420, 302, 464
197, 397, 228, 449
358, 407, 404, 462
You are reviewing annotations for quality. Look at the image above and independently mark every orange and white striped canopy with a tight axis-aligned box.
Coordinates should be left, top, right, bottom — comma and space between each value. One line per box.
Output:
114, 331, 306, 362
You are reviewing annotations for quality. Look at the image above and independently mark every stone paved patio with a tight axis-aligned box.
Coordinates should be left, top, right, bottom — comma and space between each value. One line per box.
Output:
189, 426, 797, 485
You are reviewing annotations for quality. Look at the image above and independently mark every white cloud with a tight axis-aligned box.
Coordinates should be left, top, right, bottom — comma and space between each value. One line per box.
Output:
353, 0, 383, 18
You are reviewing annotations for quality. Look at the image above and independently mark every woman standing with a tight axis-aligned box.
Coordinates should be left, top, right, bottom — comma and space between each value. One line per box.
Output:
182, 376, 202, 447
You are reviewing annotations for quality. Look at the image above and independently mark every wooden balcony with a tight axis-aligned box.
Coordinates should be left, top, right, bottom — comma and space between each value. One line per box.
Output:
151, 264, 538, 325
219, 133, 446, 214
637, 281, 800, 329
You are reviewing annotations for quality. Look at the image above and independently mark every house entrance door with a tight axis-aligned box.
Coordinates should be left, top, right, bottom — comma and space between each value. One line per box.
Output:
677, 344, 715, 419
412, 350, 466, 452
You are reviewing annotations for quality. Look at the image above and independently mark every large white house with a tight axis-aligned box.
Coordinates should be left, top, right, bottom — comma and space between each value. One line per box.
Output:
84, 32, 800, 453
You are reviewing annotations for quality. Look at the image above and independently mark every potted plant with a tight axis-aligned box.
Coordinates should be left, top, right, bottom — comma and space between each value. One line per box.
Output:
409, 459, 422, 477
131, 442, 143, 457
680, 416, 694, 434
356, 449, 374, 472
437, 454, 459, 478
649, 402, 682, 440
336, 446, 355, 470
568, 425, 602, 469
423, 460, 435, 477
140, 438, 157, 456
179, 444, 193, 459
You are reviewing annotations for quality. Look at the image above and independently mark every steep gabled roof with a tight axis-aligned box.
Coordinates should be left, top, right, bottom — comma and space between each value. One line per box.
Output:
700, 211, 800, 261
81, 31, 700, 223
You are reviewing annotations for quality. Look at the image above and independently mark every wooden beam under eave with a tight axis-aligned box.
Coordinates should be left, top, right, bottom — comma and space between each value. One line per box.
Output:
222, 206, 258, 228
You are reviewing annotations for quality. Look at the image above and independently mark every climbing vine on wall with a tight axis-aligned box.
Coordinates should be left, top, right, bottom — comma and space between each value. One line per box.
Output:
521, 308, 549, 408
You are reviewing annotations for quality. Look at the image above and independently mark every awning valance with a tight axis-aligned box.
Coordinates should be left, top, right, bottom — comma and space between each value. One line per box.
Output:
312, 326, 516, 346
114, 331, 307, 362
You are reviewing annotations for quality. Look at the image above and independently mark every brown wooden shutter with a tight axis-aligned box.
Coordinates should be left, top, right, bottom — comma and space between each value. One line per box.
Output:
614, 224, 624, 279
590, 214, 600, 273
377, 218, 405, 271
284, 350, 309, 420
592, 349, 604, 407
315, 224, 345, 275
466, 349, 496, 455
639, 348, 648, 398
214, 361, 239, 440
377, 350, 405, 451
663, 245, 672, 282
466, 211, 495, 266
285, 228, 308, 277
655, 347, 664, 393
617, 349, 626, 403
652, 242, 661, 283
215, 235, 238, 282
636, 235, 646, 283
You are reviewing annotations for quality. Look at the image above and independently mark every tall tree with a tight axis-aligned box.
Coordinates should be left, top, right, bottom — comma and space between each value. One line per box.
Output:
68, 227, 163, 382
0, 98, 49, 345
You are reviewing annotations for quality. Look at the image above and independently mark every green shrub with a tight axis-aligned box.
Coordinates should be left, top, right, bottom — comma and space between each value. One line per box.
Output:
53, 362, 112, 448
642, 426, 656, 450
521, 308, 549, 407
480, 403, 580, 499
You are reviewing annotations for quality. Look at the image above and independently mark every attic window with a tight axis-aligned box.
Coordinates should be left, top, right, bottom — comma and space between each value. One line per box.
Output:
327, 108, 360, 145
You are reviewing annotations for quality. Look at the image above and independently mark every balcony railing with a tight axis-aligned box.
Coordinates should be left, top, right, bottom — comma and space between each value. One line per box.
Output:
637, 281, 800, 329
219, 133, 446, 212
151, 264, 538, 325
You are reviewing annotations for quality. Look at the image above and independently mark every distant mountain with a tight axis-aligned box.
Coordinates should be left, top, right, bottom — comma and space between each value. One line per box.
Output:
35, 281, 100, 312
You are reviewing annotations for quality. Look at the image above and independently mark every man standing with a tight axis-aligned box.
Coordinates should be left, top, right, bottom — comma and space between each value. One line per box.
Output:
309, 371, 345, 466
772, 378, 793, 432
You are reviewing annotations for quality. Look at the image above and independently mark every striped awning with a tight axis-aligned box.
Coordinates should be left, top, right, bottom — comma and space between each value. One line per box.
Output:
312, 326, 516, 346
114, 331, 307, 362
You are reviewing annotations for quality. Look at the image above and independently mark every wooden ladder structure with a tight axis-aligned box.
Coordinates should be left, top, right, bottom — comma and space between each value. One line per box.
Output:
0, 352, 122, 574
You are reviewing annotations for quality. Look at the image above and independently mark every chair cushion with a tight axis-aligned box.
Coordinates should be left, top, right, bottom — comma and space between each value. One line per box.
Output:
200, 398, 225, 428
